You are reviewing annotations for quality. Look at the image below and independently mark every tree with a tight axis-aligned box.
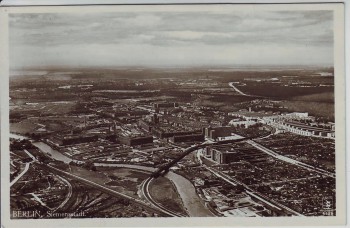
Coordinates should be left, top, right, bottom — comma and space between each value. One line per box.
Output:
83, 160, 97, 171
235, 184, 245, 194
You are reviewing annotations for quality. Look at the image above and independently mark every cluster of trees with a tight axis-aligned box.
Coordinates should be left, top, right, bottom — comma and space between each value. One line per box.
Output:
82, 160, 97, 171
10, 139, 37, 151
24, 132, 42, 141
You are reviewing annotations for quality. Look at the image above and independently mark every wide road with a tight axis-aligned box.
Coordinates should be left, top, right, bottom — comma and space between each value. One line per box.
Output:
228, 82, 250, 96
197, 151, 304, 216
247, 140, 335, 178
10, 162, 30, 187
228, 82, 266, 98
10, 149, 36, 187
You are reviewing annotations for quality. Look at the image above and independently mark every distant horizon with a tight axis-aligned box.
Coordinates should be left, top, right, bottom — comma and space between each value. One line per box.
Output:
10, 63, 334, 72
9, 8, 334, 70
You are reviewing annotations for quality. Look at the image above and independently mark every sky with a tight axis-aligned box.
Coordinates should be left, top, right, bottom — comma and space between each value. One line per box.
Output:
9, 8, 334, 70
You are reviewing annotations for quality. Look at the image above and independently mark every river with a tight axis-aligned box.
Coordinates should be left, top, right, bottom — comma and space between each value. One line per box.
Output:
94, 163, 214, 217
33, 142, 72, 163
10, 133, 72, 163
9, 133, 27, 140
10, 133, 212, 216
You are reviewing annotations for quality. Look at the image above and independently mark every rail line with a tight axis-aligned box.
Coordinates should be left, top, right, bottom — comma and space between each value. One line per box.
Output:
38, 163, 170, 217
141, 177, 187, 217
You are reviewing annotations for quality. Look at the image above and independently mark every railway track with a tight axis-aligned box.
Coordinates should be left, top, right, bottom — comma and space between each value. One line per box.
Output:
38, 163, 170, 217
141, 177, 187, 217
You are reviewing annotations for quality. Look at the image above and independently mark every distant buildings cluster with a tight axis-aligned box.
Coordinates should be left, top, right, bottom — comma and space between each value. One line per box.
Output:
229, 110, 335, 139
272, 120, 335, 138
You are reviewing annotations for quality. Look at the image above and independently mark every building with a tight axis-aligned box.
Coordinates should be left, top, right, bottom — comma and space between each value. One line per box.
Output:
152, 127, 201, 139
102, 144, 132, 157
271, 120, 335, 138
285, 112, 309, 119
169, 134, 204, 143
153, 102, 179, 109
204, 126, 237, 140
138, 120, 153, 132
229, 120, 256, 128
51, 134, 99, 146
119, 135, 153, 146
207, 145, 238, 164
138, 114, 160, 132
152, 114, 159, 124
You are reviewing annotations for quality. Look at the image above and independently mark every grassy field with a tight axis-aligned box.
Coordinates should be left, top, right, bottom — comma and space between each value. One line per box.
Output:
149, 177, 187, 215
95, 167, 150, 197
10, 118, 68, 135
283, 100, 334, 120
291, 92, 334, 103
10, 121, 38, 135
237, 84, 333, 98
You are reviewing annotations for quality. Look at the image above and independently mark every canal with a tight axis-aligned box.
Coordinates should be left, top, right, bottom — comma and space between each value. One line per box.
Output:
10, 133, 212, 216
10, 133, 72, 163
95, 163, 214, 217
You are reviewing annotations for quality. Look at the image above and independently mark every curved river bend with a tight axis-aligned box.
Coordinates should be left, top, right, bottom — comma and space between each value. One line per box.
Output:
94, 164, 213, 217
10, 133, 212, 217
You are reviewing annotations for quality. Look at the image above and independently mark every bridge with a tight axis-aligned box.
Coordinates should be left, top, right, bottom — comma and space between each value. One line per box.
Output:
151, 133, 335, 179
151, 137, 248, 178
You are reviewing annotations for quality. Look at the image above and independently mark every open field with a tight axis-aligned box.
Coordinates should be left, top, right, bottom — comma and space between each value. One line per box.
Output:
282, 100, 334, 120
97, 167, 150, 197
149, 177, 187, 215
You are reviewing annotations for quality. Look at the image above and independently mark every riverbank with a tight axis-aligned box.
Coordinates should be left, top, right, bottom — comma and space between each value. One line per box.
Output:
10, 133, 72, 163
94, 163, 213, 217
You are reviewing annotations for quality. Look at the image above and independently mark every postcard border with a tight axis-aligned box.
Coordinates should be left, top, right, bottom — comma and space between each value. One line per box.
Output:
0, 3, 346, 227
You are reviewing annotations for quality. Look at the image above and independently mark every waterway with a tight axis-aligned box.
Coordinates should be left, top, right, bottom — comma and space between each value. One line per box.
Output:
10, 133, 212, 216
94, 163, 214, 217
33, 142, 72, 163
10, 133, 72, 163
9, 133, 27, 140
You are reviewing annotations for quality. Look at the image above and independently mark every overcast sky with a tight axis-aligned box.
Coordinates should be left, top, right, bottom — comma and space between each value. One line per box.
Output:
9, 9, 334, 69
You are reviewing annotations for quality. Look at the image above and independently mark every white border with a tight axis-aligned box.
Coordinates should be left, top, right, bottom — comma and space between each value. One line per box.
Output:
0, 0, 347, 6
0, 2, 347, 227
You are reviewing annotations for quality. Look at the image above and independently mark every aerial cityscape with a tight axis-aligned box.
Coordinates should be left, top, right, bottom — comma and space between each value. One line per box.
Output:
9, 66, 336, 218
8, 8, 336, 219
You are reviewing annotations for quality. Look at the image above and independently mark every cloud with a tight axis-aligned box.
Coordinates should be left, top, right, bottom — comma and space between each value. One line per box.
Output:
9, 9, 334, 68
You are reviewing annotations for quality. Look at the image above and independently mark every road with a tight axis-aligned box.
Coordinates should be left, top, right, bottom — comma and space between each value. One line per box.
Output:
228, 82, 250, 96
10, 162, 30, 187
13, 128, 332, 217
54, 175, 73, 212
43, 163, 169, 216
247, 140, 335, 178
18, 149, 169, 216
213, 167, 304, 216
10, 149, 36, 187
29, 192, 53, 210
204, 166, 237, 187
152, 137, 248, 177
228, 82, 266, 98
23, 149, 37, 160
197, 150, 304, 216
249, 176, 320, 187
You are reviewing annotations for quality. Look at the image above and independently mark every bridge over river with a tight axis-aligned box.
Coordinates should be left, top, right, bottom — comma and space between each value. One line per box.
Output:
151, 137, 248, 178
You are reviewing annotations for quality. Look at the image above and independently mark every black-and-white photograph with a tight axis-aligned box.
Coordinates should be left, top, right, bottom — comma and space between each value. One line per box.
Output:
1, 3, 346, 227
